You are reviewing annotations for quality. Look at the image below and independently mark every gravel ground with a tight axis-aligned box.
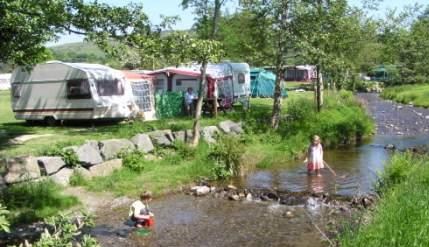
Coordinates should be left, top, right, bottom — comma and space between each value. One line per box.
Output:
357, 93, 429, 136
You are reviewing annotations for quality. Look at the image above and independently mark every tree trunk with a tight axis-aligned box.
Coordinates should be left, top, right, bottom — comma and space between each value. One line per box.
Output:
316, 64, 322, 112
191, 60, 208, 146
271, 66, 283, 129
211, 0, 222, 118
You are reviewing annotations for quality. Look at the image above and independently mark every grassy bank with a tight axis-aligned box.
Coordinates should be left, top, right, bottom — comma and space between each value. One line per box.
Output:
0, 90, 373, 222
80, 90, 373, 197
340, 153, 429, 246
381, 83, 429, 107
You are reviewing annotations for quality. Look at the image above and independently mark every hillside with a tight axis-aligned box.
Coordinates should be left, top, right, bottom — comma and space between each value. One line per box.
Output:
49, 42, 108, 64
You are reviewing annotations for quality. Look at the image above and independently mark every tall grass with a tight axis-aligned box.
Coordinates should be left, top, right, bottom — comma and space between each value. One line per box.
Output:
0, 180, 79, 225
340, 153, 429, 246
381, 83, 429, 107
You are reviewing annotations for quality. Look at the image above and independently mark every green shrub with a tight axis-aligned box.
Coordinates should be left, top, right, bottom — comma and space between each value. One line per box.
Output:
173, 140, 196, 160
0, 203, 10, 233
0, 181, 79, 224
121, 150, 148, 172
69, 171, 88, 187
33, 213, 99, 247
43, 146, 80, 168
208, 135, 245, 179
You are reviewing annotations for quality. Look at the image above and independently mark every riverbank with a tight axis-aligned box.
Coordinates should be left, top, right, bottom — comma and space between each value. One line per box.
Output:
381, 83, 429, 108
340, 152, 429, 246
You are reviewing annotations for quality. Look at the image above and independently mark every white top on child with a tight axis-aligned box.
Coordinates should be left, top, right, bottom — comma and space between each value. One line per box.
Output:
308, 143, 324, 168
129, 200, 149, 218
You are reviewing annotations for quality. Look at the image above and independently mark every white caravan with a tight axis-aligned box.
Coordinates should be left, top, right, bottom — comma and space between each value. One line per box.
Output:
11, 61, 138, 123
0, 73, 11, 90
224, 62, 251, 105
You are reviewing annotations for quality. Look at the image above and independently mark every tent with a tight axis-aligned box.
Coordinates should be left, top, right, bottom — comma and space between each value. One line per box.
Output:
251, 68, 286, 97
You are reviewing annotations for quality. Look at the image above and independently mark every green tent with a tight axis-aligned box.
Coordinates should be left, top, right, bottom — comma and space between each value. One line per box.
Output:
250, 68, 287, 97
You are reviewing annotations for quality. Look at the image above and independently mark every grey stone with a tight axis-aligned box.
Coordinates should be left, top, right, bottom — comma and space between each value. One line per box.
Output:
88, 159, 123, 178
191, 186, 211, 196
173, 131, 186, 143
185, 129, 194, 143
50, 168, 74, 186
4, 156, 41, 184
147, 130, 174, 146
218, 120, 239, 133
201, 126, 220, 144
73, 141, 103, 166
37, 156, 66, 175
131, 134, 154, 153
99, 139, 135, 160
229, 194, 240, 201
73, 167, 92, 179
230, 124, 244, 135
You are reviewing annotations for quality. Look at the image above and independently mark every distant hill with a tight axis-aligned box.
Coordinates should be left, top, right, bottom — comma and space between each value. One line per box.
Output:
49, 42, 108, 64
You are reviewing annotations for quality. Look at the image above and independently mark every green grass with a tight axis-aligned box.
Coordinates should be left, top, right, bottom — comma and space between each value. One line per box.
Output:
340, 153, 429, 246
381, 83, 429, 107
0, 180, 79, 225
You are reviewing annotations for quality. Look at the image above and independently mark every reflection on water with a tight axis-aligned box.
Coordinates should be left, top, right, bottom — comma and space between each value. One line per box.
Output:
240, 135, 429, 196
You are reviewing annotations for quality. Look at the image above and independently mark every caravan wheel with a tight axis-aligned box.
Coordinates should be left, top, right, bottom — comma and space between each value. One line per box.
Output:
44, 116, 58, 126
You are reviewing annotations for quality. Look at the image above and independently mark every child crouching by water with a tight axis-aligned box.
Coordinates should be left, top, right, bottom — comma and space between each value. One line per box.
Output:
129, 191, 155, 228
304, 135, 324, 176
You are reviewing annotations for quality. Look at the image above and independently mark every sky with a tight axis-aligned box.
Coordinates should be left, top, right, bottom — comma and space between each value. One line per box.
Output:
48, 0, 426, 46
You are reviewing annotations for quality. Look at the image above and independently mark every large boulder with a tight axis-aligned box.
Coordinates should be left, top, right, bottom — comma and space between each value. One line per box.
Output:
185, 129, 194, 143
218, 120, 243, 135
37, 156, 66, 175
74, 166, 92, 179
201, 126, 220, 144
50, 167, 74, 186
173, 131, 186, 143
88, 159, 123, 178
130, 134, 154, 153
99, 139, 135, 160
147, 130, 175, 146
3, 156, 41, 184
69, 141, 103, 166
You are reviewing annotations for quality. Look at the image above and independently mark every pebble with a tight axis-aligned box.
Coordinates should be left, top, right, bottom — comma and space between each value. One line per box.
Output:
227, 185, 237, 190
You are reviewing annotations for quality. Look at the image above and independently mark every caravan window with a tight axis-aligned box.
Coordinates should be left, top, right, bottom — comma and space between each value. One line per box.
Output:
96, 79, 124, 96
66, 79, 91, 99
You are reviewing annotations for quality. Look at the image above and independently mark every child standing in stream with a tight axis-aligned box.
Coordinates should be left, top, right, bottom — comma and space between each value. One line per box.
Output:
305, 135, 324, 176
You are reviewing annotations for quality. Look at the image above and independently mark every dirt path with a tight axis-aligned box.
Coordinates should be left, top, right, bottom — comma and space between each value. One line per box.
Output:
358, 93, 429, 136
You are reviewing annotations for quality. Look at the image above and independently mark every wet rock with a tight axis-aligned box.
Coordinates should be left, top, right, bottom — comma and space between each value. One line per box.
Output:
227, 185, 237, 191
37, 156, 65, 175
201, 126, 220, 144
280, 196, 300, 206
99, 139, 135, 160
191, 186, 211, 196
260, 195, 270, 201
4, 156, 41, 184
88, 159, 123, 178
173, 131, 186, 143
72, 141, 103, 166
286, 211, 294, 218
246, 193, 253, 201
266, 192, 279, 201
229, 194, 240, 201
50, 167, 74, 186
130, 134, 154, 153
147, 130, 175, 147
238, 192, 246, 199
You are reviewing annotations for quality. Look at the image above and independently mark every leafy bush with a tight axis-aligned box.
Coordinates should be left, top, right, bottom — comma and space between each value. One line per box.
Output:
0, 203, 10, 233
121, 150, 148, 172
173, 140, 196, 160
69, 171, 88, 187
32, 213, 99, 247
43, 147, 80, 168
208, 135, 245, 179
0, 181, 79, 224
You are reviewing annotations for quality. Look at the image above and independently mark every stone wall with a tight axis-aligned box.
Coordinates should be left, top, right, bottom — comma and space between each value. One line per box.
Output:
0, 121, 243, 188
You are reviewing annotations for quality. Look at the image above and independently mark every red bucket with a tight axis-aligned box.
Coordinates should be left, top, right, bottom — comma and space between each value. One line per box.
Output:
144, 216, 155, 228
